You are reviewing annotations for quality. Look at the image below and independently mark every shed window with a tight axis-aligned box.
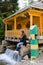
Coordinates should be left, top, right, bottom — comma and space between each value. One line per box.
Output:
26, 21, 30, 29
17, 24, 22, 29
7, 24, 12, 30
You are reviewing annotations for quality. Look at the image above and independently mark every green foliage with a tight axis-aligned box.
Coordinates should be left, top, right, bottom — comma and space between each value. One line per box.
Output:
0, 0, 19, 18
12, 3, 19, 12
0, 11, 4, 19
0, 17, 5, 41
6, 12, 12, 17
0, 0, 19, 41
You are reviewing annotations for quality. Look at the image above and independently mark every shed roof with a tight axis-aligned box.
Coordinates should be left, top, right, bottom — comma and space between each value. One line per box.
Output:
4, 1, 43, 21
31, 1, 43, 9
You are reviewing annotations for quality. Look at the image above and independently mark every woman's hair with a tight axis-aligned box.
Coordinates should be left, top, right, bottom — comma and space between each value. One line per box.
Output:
21, 30, 24, 33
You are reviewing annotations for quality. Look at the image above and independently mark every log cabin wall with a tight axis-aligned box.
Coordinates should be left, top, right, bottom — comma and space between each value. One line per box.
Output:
33, 16, 40, 35
14, 17, 30, 38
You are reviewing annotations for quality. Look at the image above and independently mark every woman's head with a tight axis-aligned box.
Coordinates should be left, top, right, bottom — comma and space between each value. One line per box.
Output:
21, 30, 25, 36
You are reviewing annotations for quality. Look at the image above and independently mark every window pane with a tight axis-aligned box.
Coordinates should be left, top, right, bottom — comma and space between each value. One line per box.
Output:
7, 24, 12, 30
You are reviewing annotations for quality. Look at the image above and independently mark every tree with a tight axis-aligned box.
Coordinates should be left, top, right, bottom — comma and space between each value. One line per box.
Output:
0, 17, 5, 41
0, 0, 19, 18
0, 0, 19, 42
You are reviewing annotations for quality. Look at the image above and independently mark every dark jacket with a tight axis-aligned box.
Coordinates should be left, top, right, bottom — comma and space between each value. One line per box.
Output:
20, 34, 27, 46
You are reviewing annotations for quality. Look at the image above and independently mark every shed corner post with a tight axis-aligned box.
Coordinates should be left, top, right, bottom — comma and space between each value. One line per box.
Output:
14, 17, 17, 37
30, 15, 33, 27
40, 15, 42, 36
14, 17, 16, 30
27, 11, 33, 27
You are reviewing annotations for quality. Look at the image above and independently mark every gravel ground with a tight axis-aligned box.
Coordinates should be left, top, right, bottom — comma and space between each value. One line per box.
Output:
15, 52, 43, 65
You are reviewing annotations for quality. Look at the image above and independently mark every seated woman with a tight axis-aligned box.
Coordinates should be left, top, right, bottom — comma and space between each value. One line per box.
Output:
16, 30, 27, 51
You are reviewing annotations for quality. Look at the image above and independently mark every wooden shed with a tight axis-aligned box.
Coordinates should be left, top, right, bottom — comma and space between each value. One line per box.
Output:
3, 1, 43, 42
